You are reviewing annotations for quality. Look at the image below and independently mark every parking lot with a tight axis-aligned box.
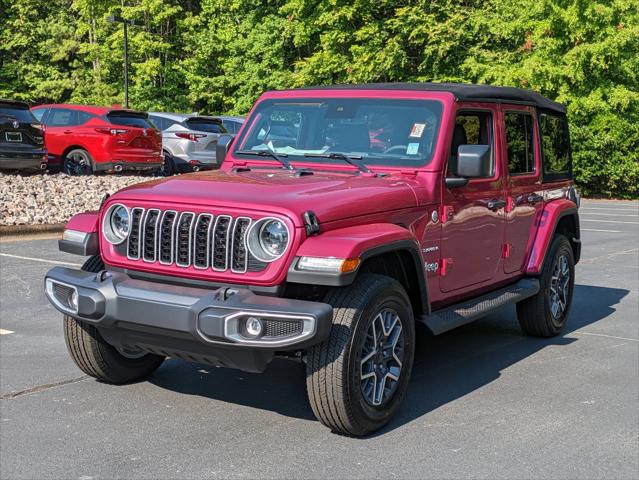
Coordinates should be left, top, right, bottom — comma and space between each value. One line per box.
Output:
0, 199, 637, 479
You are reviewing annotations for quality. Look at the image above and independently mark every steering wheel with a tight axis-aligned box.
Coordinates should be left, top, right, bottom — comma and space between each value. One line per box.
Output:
383, 145, 409, 155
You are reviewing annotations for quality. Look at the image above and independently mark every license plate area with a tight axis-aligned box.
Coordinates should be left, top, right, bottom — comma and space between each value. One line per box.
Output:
5, 132, 22, 142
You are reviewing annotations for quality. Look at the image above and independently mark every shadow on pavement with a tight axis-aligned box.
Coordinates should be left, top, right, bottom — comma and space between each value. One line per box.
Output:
147, 283, 630, 433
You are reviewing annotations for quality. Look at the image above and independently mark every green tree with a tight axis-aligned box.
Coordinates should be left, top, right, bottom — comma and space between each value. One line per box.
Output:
0, 0, 637, 196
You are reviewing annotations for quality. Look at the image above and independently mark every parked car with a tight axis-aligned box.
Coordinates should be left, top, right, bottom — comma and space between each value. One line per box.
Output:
217, 115, 245, 134
148, 112, 243, 175
0, 99, 47, 172
44, 83, 580, 436
31, 104, 162, 175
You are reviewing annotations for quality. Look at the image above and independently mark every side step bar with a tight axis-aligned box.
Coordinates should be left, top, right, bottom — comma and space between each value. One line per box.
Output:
420, 278, 540, 335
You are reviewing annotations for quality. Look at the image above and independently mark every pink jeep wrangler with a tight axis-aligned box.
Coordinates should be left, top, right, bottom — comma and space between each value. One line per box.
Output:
45, 83, 580, 435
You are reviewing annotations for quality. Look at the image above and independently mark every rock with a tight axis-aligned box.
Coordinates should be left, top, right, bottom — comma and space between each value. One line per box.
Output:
0, 172, 156, 226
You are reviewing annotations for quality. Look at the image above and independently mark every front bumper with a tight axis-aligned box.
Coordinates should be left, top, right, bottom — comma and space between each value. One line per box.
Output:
44, 267, 333, 372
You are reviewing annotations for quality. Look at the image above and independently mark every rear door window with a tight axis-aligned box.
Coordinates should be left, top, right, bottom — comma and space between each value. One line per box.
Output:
47, 108, 80, 127
77, 111, 95, 125
149, 116, 166, 130
504, 112, 535, 175
222, 120, 241, 134
539, 112, 572, 180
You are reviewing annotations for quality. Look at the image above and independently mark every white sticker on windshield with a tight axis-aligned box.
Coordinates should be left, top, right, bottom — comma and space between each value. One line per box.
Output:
410, 123, 426, 138
407, 143, 420, 155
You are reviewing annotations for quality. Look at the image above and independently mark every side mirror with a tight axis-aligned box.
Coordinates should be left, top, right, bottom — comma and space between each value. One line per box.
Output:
455, 144, 492, 178
216, 135, 234, 164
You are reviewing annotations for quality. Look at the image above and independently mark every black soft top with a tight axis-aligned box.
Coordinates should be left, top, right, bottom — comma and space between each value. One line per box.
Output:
298, 82, 566, 114
0, 99, 30, 110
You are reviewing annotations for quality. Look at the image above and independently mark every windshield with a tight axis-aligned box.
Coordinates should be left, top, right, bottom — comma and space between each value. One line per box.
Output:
234, 98, 442, 167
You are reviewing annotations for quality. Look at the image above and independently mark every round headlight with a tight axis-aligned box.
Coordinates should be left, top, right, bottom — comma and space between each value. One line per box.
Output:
247, 218, 290, 262
102, 204, 130, 245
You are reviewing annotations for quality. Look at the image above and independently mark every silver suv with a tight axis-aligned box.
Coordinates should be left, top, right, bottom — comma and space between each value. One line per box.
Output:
148, 112, 243, 175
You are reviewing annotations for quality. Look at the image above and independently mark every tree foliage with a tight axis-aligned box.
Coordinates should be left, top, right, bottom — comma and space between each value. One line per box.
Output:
1, 0, 637, 196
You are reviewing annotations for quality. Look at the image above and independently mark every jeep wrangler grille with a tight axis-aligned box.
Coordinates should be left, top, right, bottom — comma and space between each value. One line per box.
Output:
125, 208, 264, 273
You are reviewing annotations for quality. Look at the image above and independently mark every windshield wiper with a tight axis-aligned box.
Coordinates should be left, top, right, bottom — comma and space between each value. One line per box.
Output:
304, 152, 371, 174
236, 148, 294, 171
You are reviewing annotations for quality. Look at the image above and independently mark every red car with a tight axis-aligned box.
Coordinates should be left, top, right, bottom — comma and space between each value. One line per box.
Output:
31, 104, 162, 175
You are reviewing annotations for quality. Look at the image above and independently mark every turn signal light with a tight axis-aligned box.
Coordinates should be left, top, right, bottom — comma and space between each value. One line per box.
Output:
297, 257, 360, 273
340, 258, 361, 273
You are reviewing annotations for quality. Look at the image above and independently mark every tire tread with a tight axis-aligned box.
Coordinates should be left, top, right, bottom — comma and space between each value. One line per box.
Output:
306, 274, 414, 435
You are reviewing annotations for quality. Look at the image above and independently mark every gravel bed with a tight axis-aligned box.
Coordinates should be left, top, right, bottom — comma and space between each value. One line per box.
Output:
0, 173, 156, 226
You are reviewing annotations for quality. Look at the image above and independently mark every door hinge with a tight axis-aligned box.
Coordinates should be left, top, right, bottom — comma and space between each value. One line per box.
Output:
439, 205, 454, 224
440, 257, 453, 276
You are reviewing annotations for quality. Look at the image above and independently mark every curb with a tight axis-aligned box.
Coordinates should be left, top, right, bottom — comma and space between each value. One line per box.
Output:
0, 223, 65, 237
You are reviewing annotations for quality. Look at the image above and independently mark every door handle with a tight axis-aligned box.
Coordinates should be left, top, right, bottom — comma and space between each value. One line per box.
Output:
487, 199, 507, 211
63, 130, 73, 134
527, 193, 544, 205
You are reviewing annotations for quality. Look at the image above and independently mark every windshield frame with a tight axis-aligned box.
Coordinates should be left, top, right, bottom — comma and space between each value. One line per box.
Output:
231, 93, 445, 170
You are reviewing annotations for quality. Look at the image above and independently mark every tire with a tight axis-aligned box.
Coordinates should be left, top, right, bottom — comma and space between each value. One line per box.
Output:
63, 255, 165, 383
81, 254, 104, 272
159, 151, 175, 176
306, 274, 415, 436
517, 234, 575, 337
63, 149, 93, 176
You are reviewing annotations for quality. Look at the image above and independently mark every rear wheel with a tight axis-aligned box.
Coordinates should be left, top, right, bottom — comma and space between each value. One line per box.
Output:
63, 149, 93, 175
306, 274, 415, 436
63, 255, 165, 383
517, 234, 575, 337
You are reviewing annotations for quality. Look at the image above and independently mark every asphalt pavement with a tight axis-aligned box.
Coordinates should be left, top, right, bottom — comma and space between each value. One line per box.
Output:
1, 199, 638, 479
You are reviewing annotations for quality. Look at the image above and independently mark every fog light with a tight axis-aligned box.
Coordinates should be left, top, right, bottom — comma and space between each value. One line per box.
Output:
245, 317, 263, 337
69, 289, 79, 310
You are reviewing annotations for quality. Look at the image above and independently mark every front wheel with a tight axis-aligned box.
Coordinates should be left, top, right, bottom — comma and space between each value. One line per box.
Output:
62, 255, 165, 383
306, 274, 415, 436
517, 234, 575, 337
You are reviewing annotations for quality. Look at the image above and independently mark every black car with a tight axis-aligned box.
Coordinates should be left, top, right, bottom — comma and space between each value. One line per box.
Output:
0, 99, 47, 172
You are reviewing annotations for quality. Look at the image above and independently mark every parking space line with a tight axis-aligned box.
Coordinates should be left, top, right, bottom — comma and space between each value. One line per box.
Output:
579, 247, 638, 264
0, 253, 82, 267
580, 213, 639, 217
581, 219, 639, 225
582, 228, 622, 233
573, 331, 639, 342
0, 375, 88, 400
0, 329, 14, 335
581, 207, 638, 211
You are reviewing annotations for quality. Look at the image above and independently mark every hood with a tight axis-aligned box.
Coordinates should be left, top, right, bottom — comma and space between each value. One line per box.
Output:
110, 169, 420, 225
